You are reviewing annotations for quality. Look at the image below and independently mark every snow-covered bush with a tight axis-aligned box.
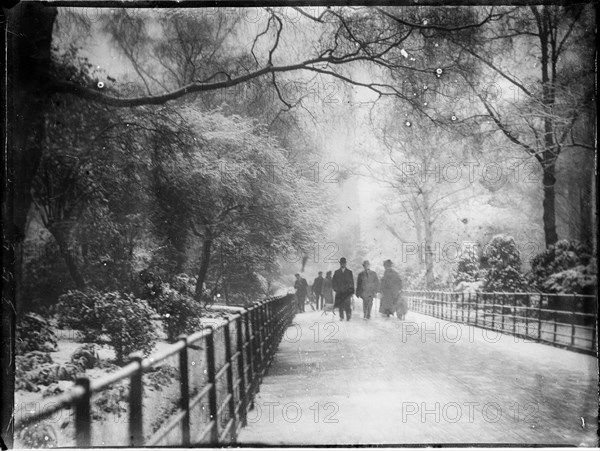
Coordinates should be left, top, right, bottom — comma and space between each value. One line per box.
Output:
454, 247, 481, 285
56, 290, 102, 341
481, 234, 529, 292
94, 292, 157, 363
138, 270, 204, 341
17, 422, 57, 448
57, 290, 157, 364
529, 239, 596, 294
541, 261, 597, 294
152, 285, 203, 342
16, 313, 57, 354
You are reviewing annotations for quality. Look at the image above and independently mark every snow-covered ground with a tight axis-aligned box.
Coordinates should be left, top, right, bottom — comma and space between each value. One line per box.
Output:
237, 299, 598, 446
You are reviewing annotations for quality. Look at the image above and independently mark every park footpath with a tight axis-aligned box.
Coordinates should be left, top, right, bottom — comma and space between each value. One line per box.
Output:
237, 300, 598, 446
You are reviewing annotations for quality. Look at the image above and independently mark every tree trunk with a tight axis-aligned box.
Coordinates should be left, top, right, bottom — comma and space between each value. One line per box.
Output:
3, 5, 58, 446
49, 225, 86, 290
421, 192, 435, 289
194, 237, 213, 302
542, 164, 559, 247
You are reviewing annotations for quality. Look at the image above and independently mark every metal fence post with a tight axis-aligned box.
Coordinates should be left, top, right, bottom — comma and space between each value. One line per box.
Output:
524, 294, 529, 337
128, 352, 144, 447
244, 310, 255, 408
475, 292, 479, 327
236, 315, 247, 427
75, 377, 91, 447
500, 293, 505, 331
538, 294, 543, 341
205, 329, 219, 444
177, 336, 191, 446
224, 322, 237, 442
491, 293, 496, 329
571, 294, 577, 348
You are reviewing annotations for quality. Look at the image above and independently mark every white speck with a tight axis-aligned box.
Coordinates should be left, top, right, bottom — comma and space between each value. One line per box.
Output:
400, 49, 409, 58
405, 121, 412, 127
434, 43, 439, 47
581, 417, 585, 428
451, 115, 457, 121
192, 361, 196, 366
423, 102, 428, 106
422, 19, 428, 25
423, 85, 428, 90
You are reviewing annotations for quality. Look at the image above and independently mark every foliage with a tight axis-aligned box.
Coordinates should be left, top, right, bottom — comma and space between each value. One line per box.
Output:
22, 235, 75, 313
71, 344, 99, 369
154, 285, 203, 342
529, 240, 595, 294
56, 289, 157, 363
94, 292, 157, 363
138, 270, 204, 341
17, 422, 57, 449
16, 351, 53, 372
94, 383, 129, 416
55, 290, 102, 341
454, 247, 481, 284
145, 365, 180, 390
16, 313, 57, 354
481, 234, 529, 292
541, 260, 597, 295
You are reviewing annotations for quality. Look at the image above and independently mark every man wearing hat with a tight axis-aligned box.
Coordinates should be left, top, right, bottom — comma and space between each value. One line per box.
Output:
332, 257, 355, 321
356, 260, 379, 320
312, 271, 324, 310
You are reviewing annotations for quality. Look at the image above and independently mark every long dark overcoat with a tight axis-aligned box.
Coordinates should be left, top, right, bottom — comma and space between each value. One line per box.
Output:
379, 268, 402, 315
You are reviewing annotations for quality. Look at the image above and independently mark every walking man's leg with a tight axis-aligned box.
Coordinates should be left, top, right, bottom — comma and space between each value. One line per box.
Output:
365, 298, 373, 319
345, 297, 352, 321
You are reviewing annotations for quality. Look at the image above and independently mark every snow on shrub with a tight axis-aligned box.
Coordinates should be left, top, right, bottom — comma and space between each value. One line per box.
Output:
529, 239, 596, 294
139, 271, 204, 342
17, 422, 57, 448
454, 246, 481, 285
481, 234, 529, 292
57, 290, 157, 364
152, 285, 203, 342
94, 292, 157, 363
16, 313, 57, 354
56, 290, 102, 341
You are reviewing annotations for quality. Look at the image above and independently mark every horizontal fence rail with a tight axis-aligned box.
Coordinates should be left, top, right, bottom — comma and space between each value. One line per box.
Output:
405, 290, 597, 355
14, 294, 296, 447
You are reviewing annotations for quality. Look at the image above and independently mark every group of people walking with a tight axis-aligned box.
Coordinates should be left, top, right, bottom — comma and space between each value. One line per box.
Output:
294, 257, 408, 321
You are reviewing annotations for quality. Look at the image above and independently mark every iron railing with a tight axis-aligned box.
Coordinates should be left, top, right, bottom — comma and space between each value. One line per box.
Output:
14, 294, 296, 447
405, 290, 597, 355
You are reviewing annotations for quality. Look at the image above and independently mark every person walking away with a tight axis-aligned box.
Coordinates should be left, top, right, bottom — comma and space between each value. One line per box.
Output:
379, 260, 402, 318
294, 273, 308, 313
312, 271, 324, 310
356, 260, 379, 320
332, 257, 354, 321
322, 271, 334, 308
397, 280, 408, 320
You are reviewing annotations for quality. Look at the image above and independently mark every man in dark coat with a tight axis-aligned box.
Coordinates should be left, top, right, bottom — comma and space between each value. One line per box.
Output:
312, 271, 324, 309
294, 273, 308, 313
332, 257, 354, 321
356, 260, 379, 320
379, 260, 403, 318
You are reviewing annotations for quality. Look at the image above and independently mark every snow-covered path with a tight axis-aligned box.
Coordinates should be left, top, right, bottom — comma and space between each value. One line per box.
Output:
237, 305, 598, 446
